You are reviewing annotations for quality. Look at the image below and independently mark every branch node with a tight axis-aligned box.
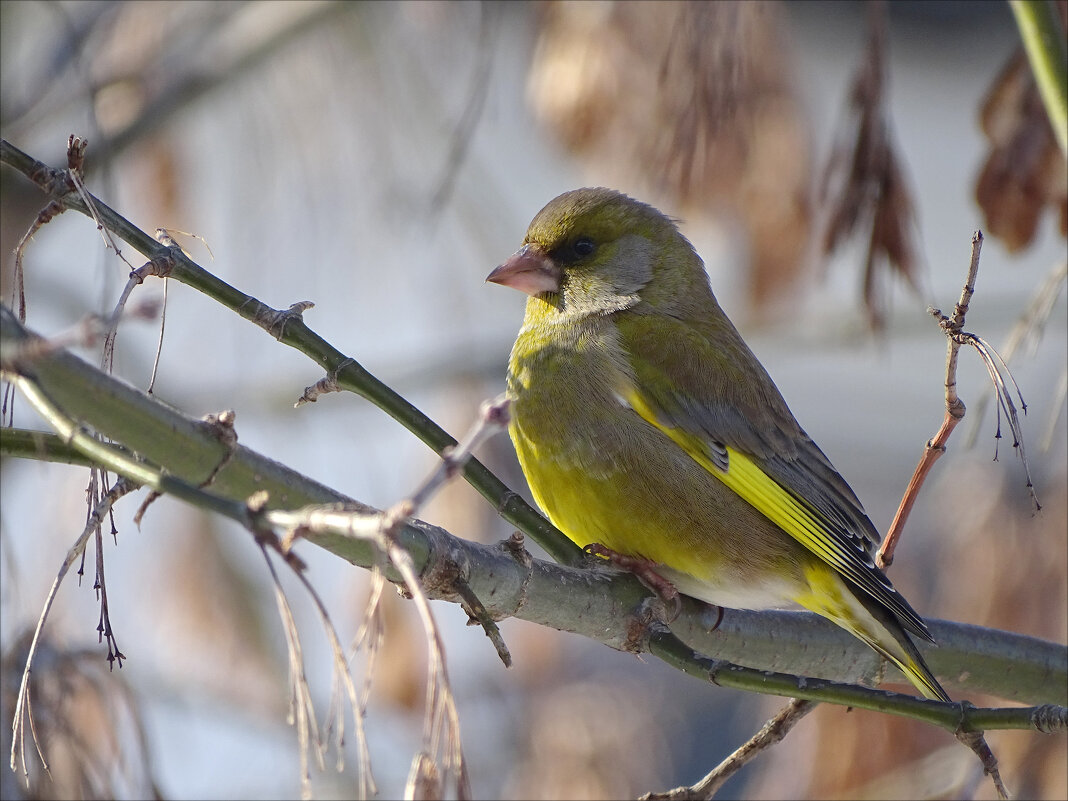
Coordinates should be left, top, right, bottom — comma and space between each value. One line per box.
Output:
267, 300, 315, 340
1031, 703, 1068, 733
295, 358, 352, 406
622, 598, 663, 653
497, 531, 534, 618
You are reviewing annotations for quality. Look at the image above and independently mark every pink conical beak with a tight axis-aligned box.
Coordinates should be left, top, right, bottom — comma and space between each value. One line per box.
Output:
486, 244, 561, 297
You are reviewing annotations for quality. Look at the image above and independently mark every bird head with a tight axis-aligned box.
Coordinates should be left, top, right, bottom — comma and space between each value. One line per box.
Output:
486, 188, 702, 318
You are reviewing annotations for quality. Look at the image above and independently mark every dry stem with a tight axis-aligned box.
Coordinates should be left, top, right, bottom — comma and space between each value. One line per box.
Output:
642, 699, 817, 800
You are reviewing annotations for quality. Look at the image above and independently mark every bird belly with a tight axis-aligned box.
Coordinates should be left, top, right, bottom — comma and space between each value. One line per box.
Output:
507, 335, 812, 611
656, 565, 805, 612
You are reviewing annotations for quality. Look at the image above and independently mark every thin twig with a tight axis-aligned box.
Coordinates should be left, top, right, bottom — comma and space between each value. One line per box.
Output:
408, 394, 511, 511
260, 544, 324, 800
9, 477, 139, 785
267, 396, 510, 800
0, 301, 160, 370
148, 226, 216, 394
146, 277, 167, 394
349, 565, 387, 800
278, 542, 371, 794
965, 260, 1067, 449
642, 698, 817, 800
65, 136, 134, 271
453, 577, 512, 667
89, 469, 125, 671
878, 231, 983, 568
877, 230, 1030, 800
956, 729, 1010, 800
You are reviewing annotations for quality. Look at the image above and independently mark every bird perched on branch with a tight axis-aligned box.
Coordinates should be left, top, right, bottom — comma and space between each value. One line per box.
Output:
487, 187, 948, 701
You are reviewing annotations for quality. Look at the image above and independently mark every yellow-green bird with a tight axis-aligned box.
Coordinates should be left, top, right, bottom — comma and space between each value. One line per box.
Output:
487, 187, 949, 702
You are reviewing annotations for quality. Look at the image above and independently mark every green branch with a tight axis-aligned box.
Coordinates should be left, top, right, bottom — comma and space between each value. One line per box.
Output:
3, 137, 1067, 728
3, 307, 1067, 714
0, 137, 577, 566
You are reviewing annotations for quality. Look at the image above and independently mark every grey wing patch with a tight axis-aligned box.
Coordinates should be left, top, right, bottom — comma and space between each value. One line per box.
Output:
632, 388, 732, 472
769, 434, 881, 549
672, 392, 782, 464
764, 438, 934, 642
666, 389, 933, 642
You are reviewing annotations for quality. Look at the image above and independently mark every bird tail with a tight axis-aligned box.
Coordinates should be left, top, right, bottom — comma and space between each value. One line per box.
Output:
796, 565, 950, 702
852, 591, 951, 702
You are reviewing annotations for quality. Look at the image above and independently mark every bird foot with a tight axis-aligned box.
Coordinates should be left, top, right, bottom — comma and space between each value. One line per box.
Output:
582, 543, 682, 622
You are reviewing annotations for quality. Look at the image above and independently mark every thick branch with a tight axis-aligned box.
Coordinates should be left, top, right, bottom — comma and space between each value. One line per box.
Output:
3, 306, 1065, 712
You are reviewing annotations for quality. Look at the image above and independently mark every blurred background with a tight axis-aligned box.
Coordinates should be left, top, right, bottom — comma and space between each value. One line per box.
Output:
1, 1, 1065, 799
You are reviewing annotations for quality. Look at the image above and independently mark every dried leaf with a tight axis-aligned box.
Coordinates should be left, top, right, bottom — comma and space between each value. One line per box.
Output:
527, 0, 811, 311
976, 19, 1068, 254
817, 0, 922, 330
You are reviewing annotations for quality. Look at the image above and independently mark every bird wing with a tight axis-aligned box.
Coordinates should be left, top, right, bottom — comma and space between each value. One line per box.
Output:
615, 311, 933, 640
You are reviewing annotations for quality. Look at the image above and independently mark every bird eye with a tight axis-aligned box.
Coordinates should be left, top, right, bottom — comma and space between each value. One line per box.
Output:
572, 237, 596, 257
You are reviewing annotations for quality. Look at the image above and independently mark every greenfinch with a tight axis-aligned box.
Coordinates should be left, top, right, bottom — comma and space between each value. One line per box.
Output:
487, 187, 949, 702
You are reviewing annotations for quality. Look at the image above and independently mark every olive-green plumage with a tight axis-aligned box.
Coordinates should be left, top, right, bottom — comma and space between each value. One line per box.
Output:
487, 188, 948, 701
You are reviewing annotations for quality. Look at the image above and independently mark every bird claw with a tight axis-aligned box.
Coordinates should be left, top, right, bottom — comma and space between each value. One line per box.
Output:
583, 542, 682, 622
706, 603, 725, 632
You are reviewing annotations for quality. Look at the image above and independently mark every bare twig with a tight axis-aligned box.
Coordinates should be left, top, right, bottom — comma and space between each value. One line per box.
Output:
66, 137, 131, 270
0, 301, 160, 370
409, 395, 511, 511
255, 525, 373, 799
453, 577, 512, 667
956, 728, 1010, 800
880, 230, 1039, 566
267, 396, 510, 800
9, 197, 63, 325
145, 228, 213, 393
877, 230, 1034, 800
965, 260, 1067, 450
349, 566, 387, 800
878, 231, 984, 568
287, 548, 369, 792
90, 470, 126, 671
133, 410, 237, 527
642, 698, 817, 800
9, 476, 139, 785
260, 545, 324, 800
147, 276, 168, 394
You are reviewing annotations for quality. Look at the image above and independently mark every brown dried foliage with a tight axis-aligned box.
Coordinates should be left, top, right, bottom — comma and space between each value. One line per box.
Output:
975, 1, 1068, 254
528, 0, 811, 310
2, 633, 161, 800
817, 1, 922, 331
